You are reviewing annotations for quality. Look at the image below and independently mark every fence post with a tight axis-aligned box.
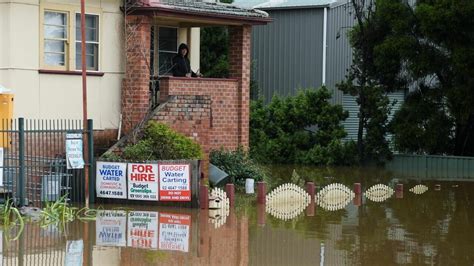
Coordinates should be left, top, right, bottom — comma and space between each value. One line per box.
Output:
87, 119, 95, 204
18, 117, 25, 206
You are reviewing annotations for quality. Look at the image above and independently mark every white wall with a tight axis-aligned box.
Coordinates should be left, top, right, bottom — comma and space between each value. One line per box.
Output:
0, 0, 124, 130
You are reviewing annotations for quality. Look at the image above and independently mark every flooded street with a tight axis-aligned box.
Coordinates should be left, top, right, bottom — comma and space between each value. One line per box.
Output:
1, 167, 474, 265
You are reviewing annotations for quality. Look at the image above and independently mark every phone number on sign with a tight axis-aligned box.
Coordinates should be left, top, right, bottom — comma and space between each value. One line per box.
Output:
99, 191, 123, 196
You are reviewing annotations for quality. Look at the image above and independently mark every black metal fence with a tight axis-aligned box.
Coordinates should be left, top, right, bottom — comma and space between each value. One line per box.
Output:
0, 118, 94, 207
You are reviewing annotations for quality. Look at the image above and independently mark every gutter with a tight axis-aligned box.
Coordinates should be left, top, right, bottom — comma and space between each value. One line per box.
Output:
322, 7, 328, 86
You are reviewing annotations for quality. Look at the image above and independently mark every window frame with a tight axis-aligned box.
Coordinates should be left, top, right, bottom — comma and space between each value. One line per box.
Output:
157, 26, 179, 76
74, 12, 101, 71
39, 4, 102, 72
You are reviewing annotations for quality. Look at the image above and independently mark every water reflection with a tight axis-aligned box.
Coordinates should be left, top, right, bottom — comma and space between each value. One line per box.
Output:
1, 181, 474, 265
365, 184, 394, 202
316, 183, 354, 211
409, 184, 429, 195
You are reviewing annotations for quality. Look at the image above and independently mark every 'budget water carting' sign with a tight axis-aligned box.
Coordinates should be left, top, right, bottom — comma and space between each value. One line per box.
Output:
128, 211, 158, 249
96, 162, 127, 199
96, 210, 127, 247
128, 163, 158, 201
158, 213, 191, 252
158, 164, 191, 201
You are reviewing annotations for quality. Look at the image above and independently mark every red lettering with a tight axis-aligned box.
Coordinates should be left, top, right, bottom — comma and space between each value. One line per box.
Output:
145, 165, 152, 172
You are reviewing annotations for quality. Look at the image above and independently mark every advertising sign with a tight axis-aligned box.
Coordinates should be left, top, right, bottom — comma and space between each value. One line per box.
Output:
65, 133, 84, 169
158, 164, 191, 201
96, 162, 127, 199
65, 240, 83, 266
128, 211, 158, 249
96, 210, 127, 247
158, 213, 191, 252
127, 163, 158, 201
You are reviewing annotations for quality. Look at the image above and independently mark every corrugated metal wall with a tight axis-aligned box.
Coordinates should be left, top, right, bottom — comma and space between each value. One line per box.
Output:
343, 91, 406, 142
251, 8, 325, 102
387, 154, 474, 180
326, 2, 355, 105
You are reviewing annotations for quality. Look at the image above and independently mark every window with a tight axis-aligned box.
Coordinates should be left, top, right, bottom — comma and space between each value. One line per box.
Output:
75, 14, 99, 71
43, 11, 68, 67
41, 6, 100, 72
158, 27, 178, 75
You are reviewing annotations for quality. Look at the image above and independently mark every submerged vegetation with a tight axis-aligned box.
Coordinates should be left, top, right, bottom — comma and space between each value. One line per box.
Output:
0, 195, 99, 241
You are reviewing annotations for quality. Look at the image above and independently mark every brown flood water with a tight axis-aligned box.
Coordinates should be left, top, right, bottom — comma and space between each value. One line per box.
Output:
1, 168, 474, 265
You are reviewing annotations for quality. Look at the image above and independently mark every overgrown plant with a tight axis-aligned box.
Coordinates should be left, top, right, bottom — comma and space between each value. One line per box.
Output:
250, 87, 357, 165
121, 122, 202, 161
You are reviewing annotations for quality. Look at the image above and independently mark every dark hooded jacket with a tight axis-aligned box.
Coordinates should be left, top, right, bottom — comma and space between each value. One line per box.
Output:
172, 43, 197, 77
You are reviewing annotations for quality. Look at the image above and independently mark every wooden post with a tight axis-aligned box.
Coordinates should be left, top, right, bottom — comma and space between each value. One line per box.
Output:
226, 183, 235, 207
396, 183, 403, 199
257, 182, 266, 204
257, 203, 266, 226
200, 185, 209, 209
354, 183, 362, 194
353, 193, 362, 207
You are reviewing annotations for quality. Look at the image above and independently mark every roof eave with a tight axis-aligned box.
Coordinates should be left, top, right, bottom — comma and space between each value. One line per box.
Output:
254, 4, 330, 10
127, 5, 272, 25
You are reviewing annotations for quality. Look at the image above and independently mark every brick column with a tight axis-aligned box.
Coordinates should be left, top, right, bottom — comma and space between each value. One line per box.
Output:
121, 15, 152, 134
228, 25, 251, 149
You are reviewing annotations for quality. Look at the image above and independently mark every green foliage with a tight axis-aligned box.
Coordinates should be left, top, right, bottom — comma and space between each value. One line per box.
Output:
0, 199, 24, 240
210, 147, 267, 188
391, 89, 454, 154
337, 0, 396, 164
250, 87, 357, 165
361, 0, 474, 155
122, 122, 202, 160
199, 0, 233, 78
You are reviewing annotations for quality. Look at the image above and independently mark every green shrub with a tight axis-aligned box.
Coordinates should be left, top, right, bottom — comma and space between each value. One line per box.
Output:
121, 122, 202, 160
210, 147, 267, 188
250, 87, 356, 165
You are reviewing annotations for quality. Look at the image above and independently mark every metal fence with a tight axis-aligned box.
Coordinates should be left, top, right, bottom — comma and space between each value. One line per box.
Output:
386, 154, 474, 180
0, 118, 94, 207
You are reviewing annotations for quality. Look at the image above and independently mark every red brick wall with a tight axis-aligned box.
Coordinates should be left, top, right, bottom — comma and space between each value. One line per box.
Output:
229, 25, 252, 148
159, 77, 242, 151
121, 15, 152, 134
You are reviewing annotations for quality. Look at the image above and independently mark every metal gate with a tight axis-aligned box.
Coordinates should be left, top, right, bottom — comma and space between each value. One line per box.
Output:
0, 118, 94, 207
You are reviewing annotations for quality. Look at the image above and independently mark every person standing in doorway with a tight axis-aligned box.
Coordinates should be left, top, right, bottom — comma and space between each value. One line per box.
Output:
172, 43, 201, 77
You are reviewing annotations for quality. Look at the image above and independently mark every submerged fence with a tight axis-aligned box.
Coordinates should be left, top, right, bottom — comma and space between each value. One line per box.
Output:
386, 154, 474, 180
0, 118, 94, 206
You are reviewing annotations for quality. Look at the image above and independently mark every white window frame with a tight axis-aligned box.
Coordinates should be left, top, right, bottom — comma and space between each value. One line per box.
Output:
42, 10, 69, 70
39, 4, 102, 72
74, 12, 101, 71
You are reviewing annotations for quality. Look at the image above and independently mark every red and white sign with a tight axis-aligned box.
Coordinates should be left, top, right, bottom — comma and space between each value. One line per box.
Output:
158, 213, 191, 252
158, 164, 191, 201
128, 211, 159, 249
127, 163, 158, 201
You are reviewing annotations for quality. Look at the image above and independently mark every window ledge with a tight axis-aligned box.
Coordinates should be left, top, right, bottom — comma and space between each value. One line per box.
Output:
38, 69, 104, 76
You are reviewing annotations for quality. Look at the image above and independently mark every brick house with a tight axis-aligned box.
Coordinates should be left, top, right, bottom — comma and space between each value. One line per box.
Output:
121, 0, 270, 159
0, 0, 270, 153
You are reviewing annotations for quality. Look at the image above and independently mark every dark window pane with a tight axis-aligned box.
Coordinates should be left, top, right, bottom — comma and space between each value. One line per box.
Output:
158, 52, 175, 75
158, 27, 177, 52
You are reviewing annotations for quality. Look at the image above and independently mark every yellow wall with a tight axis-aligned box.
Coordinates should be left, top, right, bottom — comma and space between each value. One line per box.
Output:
0, 0, 124, 130
0, 0, 202, 130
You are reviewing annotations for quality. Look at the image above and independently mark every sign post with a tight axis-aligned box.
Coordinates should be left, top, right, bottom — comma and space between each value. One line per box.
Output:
127, 163, 158, 201
96, 162, 127, 199
66, 133, 84, 170
158, 164, 191, 201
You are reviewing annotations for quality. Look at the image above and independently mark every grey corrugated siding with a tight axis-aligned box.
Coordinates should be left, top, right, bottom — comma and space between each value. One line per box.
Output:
343, 91, 406, 143
326, 1, 355, 105
251, 8, 325, 101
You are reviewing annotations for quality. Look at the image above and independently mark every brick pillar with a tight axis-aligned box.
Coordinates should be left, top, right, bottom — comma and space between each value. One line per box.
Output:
122, 15, 152, 134
228, 25, 251, 149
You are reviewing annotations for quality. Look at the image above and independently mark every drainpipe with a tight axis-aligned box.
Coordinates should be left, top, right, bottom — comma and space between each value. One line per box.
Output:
322, 7, 328, 86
